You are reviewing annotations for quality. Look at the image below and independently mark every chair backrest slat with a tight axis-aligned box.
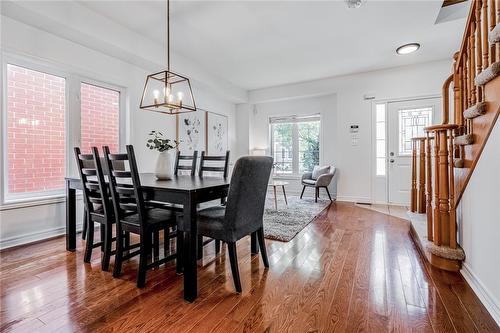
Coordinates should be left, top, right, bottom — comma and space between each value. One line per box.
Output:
199, 150, 230, 178
174, 150, 198, 176
112, 171, 132, 178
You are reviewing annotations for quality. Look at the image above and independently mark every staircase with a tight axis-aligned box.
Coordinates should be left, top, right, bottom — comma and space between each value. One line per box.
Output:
409, 0, 500, 272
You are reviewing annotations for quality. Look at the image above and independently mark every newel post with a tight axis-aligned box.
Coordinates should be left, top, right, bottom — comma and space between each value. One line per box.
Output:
410, 138, 418, 212
417, 138, 426, 214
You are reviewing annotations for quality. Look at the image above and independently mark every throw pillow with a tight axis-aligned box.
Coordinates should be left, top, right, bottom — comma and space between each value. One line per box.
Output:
312, 165, 330, 180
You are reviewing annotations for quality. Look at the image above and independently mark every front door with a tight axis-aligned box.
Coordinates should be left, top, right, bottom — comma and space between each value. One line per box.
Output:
387, 98, 441, 205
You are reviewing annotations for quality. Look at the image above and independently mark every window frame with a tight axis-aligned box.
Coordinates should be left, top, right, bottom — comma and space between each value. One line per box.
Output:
269, 114, 321, 177
1, 53, 126, 205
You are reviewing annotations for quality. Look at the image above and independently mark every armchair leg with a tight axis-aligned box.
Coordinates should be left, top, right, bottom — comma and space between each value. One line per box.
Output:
325, 187, 333, 202
315, 187, 318, 203
300, 186, 306, 199
227, 242, 242, 293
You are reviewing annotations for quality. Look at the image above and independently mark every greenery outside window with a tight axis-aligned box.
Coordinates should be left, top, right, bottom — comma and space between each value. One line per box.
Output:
270, 115, 320, 175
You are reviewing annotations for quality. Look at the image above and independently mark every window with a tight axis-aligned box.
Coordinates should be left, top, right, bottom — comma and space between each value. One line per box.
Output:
375, 103, 386, 176
5, 64, 66, 199
2, 59, 124, 203
270, 115, 320, 175
80, 83, 120, 153
398, 107, 432, 155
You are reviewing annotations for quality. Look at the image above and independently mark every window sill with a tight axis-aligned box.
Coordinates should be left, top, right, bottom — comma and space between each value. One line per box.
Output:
0, 194, 81, 211
272, 174, 302, 180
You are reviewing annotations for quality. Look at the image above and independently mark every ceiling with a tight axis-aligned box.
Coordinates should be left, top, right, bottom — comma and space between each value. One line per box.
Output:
79, 0, 468, 90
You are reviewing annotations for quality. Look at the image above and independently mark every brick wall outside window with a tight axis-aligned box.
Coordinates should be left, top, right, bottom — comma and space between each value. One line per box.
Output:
6, 64, 66, 194
80, 83, 120, 154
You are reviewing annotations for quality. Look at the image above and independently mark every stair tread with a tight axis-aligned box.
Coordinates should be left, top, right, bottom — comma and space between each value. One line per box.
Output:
489, 23, 500, 44
463, 101, 487, 119
475, 61, 500, 86
454, 134, 474, 146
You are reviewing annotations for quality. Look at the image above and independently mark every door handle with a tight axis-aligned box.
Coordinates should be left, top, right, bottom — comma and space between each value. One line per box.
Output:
389, 159, 395, 163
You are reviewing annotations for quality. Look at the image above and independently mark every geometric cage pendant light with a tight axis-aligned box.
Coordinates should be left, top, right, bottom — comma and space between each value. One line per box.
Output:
140, 0, 196, 114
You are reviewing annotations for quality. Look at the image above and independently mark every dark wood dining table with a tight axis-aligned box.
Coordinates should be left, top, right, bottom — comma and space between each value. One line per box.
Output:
65, 173, 230, 302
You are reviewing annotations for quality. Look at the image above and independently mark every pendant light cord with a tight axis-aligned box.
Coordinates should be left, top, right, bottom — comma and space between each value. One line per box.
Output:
166, 0, 170, 71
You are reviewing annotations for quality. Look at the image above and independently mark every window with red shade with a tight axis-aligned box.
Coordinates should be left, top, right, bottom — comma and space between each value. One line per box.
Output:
80, 83, 120, 154
5, 64, 66, 199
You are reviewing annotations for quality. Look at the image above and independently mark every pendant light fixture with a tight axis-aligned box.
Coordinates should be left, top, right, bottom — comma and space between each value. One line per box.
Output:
140, 0, 196, 114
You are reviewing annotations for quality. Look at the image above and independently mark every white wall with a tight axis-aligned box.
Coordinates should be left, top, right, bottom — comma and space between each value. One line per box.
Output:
458, 119, 500, 325
239, 60, 452, 202
0, 15, 238, 249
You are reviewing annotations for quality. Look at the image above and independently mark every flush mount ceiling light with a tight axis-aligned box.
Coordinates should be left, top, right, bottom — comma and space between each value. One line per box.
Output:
396, 43, 421, 55
140, 0, 196, 115
345, 0, 365, 9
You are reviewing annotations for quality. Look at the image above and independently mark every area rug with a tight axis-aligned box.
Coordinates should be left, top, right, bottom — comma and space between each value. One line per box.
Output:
263, 196, 331, 242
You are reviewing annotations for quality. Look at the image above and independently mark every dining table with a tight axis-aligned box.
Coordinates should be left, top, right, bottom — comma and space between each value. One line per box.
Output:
65, 173, 231, 302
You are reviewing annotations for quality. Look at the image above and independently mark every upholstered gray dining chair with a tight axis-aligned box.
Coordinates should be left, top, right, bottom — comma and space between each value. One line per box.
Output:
192, 156, 273, 293
300, 165, 336, 202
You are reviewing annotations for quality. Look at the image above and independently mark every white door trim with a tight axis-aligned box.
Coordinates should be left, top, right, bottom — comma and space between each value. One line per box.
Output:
370, 94, 440, 205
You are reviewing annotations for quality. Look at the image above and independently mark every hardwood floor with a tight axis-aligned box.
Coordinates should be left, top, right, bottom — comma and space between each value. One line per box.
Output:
1, 202, 498, 332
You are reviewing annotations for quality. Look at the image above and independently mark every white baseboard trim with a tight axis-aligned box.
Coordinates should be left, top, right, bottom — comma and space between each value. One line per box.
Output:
0, 224, 83, 250
461, 263, 500, 326
336, 196, 371, 204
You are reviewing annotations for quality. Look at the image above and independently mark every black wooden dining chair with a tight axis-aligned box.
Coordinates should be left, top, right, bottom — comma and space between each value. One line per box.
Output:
197, 150, 230, 258
74, 147, 116, 270
174, 150, 198, 176
81, 156, 124, 241
104, 145, 179, 287
190, 156, 273, 292
199, 150, 230, 178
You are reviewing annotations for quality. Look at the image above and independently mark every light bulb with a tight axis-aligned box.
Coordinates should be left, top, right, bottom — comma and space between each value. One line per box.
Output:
153, 89, 160, 105
177, 92, 184, 101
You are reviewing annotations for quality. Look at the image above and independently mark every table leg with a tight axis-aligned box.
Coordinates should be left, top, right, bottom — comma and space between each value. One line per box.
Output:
273, 185, 277, 210
282, 185, 288, 206
183, 196, 198, 302
66, 180, 76, 251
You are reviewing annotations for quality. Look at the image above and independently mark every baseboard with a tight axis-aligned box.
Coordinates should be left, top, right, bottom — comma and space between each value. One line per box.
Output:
0, 224, 83, 250
336, 195, 371, 204
461, 263, 500, 326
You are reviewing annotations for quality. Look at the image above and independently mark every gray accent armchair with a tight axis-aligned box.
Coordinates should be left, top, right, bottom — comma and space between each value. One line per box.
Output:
300, 166, 336, 202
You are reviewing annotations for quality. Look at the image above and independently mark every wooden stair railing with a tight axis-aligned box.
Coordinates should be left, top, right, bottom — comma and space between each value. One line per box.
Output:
409, 0, 500, 272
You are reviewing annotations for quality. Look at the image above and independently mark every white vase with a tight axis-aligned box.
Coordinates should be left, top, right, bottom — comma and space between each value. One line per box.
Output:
155, 151, 174, 180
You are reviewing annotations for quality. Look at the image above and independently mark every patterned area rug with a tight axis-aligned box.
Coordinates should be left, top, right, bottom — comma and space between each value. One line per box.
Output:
263, 196, 331, 242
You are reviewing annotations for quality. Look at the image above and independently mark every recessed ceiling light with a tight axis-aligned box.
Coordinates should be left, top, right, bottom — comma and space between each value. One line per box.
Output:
396, 43, 421, 55
345, 0, 364, 8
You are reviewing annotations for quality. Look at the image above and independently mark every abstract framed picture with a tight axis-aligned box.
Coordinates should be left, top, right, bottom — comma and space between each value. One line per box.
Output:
176, 109, 206, 153
206, 112, 228, 155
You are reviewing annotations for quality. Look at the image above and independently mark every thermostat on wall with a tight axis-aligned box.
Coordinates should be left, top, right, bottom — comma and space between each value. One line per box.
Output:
350, 125, 359, 146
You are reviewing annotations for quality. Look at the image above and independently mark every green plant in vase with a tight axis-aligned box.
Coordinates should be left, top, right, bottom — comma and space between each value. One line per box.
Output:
147, 131, 179, 180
